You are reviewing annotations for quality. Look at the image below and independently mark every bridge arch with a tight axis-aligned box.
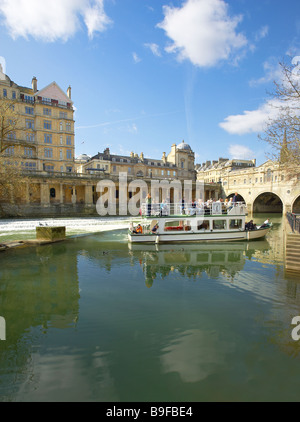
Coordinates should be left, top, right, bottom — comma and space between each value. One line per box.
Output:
226, 192, 246, 202
292, 195, 300, 213
253, 191, 283, 214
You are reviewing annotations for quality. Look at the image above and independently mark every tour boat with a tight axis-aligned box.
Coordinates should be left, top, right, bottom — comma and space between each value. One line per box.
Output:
128, 202, 272, 244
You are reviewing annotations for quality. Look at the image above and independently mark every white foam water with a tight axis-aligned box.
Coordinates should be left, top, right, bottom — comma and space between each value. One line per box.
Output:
0, 217, 133, 241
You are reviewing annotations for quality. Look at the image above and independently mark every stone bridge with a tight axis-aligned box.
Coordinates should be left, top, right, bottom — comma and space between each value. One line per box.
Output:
223, 182, 300, 214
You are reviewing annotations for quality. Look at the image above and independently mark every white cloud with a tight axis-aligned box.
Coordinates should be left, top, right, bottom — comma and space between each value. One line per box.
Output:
249, 59, 282, 87
157, 0, 248, 68
83, 0, 112, 39
144, 43, 162, 57
228, 144, 255, 159
0, 0, 111, 42
132, 52, 141, 63
219, 99, 282, 135
254, 25, 269, 42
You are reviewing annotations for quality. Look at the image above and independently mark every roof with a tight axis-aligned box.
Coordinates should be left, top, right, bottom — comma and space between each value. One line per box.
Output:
177, 140, 192, 151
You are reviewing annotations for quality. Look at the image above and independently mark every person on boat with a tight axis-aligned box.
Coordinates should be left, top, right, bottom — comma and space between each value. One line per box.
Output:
245, 220, 256, 231
260, 218, 270, 228
133, 224, 143, 234
152, 224, 159, 233
232, 192, 239, 203
146, 193, 152, 216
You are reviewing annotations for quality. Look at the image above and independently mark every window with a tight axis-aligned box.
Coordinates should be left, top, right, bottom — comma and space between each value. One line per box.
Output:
12, 91, 16, 100
3, 89, 7, 97
5, 146, 14, 156
173, 171, 176, 176
44, 134, 52, 144
44, 120, 52, 130
50, 188, 56, 198
43, 108, 52, 116
113, 165, 116, 173
7, 131, 16, 140
26, 119, 34, 129
25, 106, 34, 115
44, 165, 54, 172
66, 167, 72, 172
24, 95, 34, 103
164, 220, 184, 232
66, 149, 72, 160
22, 162, 36, 171
26, 133, 35, 142
213, 220, 226, 230
60, 150, 63, 159
42, 97, 51, 104
66, 136, 72, 145
260, 177, 263, 183
66, 122, 71, 132
60, 135, 63, 145
229, 219, 243, 229
59, 111, 67, 119
44, 148, 53, 158
24, 147, 33, 157
197, 220, 209, 230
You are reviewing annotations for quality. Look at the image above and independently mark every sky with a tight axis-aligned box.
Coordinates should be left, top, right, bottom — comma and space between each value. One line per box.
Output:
0, 0, 299, 166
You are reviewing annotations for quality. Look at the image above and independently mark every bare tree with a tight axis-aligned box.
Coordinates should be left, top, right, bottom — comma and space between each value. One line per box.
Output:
259, 60, 300, 179
0, 98, 34, 216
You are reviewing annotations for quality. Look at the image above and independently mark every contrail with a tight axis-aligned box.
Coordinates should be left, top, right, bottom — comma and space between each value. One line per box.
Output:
75, 110, 182, 130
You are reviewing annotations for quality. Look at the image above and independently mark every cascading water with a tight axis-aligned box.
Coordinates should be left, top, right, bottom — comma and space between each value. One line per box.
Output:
0, 217, 131, 242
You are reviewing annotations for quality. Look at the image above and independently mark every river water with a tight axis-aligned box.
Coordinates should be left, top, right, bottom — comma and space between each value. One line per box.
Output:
0, 213, 300, 402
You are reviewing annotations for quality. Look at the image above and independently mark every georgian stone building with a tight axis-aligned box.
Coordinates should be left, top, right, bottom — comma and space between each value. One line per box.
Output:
76, 140, 196, 182
0, 66, 75, 173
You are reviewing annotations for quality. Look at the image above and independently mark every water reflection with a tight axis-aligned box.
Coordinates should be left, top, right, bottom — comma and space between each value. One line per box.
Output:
1, 214, 300, 401
129, 241, 270, 288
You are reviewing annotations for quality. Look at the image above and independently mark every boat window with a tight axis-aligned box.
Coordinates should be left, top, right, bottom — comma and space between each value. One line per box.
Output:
164, 220, 184, 231
229, 219, 243, 229
213, 220, 227, 230
197, 220, 210, 230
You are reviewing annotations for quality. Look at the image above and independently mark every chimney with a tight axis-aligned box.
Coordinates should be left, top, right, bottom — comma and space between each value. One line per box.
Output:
67, 85, 71, 99
32, 77, 37, 93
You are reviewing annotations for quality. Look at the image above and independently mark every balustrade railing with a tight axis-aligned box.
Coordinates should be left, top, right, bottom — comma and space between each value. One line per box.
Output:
141, 202, 246, 217
287, 212, 300, 234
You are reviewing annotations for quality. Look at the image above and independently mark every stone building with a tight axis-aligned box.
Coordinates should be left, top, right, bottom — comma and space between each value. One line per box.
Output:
76, 140, 196, 182
0, 66, 75, 173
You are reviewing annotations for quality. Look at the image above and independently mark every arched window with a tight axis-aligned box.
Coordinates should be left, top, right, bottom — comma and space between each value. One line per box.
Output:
266, 168, 272, 182
50, 188, 56, 198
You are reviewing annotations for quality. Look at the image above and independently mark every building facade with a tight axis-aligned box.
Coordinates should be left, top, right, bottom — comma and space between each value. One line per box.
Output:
0, 66, 75, 173
76, 140, 196, 182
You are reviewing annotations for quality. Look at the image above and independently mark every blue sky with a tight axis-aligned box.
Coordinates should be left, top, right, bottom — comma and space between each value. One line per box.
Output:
0, 0, 299, 165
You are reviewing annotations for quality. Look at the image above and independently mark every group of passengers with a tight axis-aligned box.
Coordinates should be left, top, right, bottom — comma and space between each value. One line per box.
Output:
143, 192, 242, 216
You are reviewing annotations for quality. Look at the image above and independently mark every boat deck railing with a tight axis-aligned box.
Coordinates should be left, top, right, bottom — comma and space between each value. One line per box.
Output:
141, 202, 247, 217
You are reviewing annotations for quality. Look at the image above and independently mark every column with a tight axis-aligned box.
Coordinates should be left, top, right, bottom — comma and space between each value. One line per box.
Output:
85, 184, 93, 205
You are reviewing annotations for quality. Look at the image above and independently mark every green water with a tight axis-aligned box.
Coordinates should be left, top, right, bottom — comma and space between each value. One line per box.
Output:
0, 214, 300, 402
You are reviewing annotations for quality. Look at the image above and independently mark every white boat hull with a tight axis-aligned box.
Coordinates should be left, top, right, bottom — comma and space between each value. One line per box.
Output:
128, 227, 270, 243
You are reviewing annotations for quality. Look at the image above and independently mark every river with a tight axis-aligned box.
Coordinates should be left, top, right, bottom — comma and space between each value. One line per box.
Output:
0, 213, 300, 402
